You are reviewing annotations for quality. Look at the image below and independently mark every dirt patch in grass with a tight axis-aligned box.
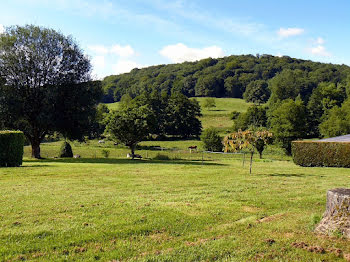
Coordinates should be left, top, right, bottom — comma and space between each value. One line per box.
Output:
242, 206, 262, 213
258, 213, 286, 223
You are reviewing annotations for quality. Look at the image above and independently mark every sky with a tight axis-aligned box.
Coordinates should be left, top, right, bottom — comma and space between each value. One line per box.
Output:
0, 0, 349, 79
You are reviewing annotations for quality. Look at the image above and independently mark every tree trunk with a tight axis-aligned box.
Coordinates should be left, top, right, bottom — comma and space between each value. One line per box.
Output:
31, 140, 41, 159
259, 151, 262, 159
130, 145, 135, 160
249, 151, 254, 174
315, 188, 350, 238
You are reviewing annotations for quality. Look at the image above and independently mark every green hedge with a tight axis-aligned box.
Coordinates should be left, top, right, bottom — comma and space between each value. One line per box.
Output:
292, 141, 350, 167
0, 131, 25, 167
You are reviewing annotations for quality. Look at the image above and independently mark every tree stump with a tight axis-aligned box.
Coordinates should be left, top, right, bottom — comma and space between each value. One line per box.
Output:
315, 188, 350, 238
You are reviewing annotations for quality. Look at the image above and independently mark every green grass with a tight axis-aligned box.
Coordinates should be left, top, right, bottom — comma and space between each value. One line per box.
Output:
194, 97, 251, 132
1, 142, 350, 261
106, 97, 251, 133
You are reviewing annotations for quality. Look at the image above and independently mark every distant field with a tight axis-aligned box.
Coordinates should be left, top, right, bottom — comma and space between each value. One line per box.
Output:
105, 97, 251, 133
1, 141, 350, 261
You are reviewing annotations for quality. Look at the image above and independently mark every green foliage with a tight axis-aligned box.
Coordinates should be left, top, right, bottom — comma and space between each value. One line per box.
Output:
105, 104, 154, 156
165, 93, 202, 138
233, 105, 267, 131
319, 99, 350, 137
307, 82, 346, 136
195, 75, 224, 97
101, 149, 110, 158
102, 54, 349, 103
153, 153, 171, 160
200, 128, 223, 152
0, 25, 101, 158
91, 104, 110, 138
203, 97, 216, 110
269, 99, 307, 154
268, 69, 314, 104
243, 80, 270, 104
59, 141, 73, 158
292, 141, 350, 167
119, 93, 133, 109
229, 111, 241, 120
0, 130, 24, 167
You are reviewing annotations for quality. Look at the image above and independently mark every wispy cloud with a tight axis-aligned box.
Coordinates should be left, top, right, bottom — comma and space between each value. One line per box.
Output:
309, 45, 331, 57
160, 43, 225, 63
313, 37, 325, 45
277, 27, 304, 38
0, 24, 4, 34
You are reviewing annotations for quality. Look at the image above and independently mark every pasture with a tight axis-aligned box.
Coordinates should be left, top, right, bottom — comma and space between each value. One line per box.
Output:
1, 142, 350, 261
1, 97, 349, 261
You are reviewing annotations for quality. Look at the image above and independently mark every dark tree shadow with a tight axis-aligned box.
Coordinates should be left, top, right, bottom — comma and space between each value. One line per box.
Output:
267, 173, 313, 177
23, 158, 225, 166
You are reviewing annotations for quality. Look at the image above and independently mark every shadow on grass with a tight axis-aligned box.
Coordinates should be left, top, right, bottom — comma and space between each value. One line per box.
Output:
267, 173, 313, 177
24, 158, 225, 166
208, 109, 225, 112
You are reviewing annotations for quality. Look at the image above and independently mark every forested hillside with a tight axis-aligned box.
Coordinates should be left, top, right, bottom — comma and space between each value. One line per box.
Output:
101, 54, 350, 103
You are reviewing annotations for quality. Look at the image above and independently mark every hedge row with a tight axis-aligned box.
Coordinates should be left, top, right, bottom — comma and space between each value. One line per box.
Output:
292, 141, 350, 167
0, 131, 25, 167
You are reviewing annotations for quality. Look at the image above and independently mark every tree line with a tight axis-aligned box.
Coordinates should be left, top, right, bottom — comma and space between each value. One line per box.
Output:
102, 54, 350, 104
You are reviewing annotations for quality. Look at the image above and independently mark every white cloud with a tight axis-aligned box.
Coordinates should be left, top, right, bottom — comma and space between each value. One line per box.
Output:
314, 37, 325, 45
0, 24, 4, 34
112, 60, 145, 75
309, 45, 331, 57
88, 45, 109, 54
91, 55, 105, 68
159, 43, 225, 63
88, 44, 135, 57
110, 44, 135, 57
277, 27, 304, 38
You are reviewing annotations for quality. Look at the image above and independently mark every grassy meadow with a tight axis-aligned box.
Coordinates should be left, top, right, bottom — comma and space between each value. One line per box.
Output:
1, 97, 350, 261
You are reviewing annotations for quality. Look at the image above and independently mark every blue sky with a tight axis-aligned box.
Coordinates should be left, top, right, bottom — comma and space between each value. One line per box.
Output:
1, 0, 349, 79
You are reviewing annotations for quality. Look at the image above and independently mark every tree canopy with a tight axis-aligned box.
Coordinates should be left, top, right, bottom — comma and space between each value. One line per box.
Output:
0, 25, 101, 158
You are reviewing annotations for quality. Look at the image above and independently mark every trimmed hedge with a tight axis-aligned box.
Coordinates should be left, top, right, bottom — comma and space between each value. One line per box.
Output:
0, 131, 25, 167
292, 141, 350, 167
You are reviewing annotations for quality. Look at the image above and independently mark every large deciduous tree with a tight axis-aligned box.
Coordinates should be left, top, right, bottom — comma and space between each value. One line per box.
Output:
0, 25, 101, 158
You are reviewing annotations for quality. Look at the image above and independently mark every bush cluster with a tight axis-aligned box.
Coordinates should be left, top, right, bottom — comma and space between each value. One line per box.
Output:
292, 141, 350, 167
201, 128, 223, 152
0, 130, 24, 167
59, 142, 73, 158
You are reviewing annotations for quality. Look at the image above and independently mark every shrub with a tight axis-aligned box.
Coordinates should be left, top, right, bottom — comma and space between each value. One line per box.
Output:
59, 141, 73, 158
101, 149, 110, 158
201, 128, 223, 152
0, 130, 24, 167
153, 153, 171, 160
292, 141, 350, 167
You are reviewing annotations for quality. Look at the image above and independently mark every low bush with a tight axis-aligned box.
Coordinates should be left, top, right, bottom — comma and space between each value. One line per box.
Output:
101, 149, 110, 158
0, 130, 24, 167
153, 153, 171, 160
201, 128, 223, 152
292, 141, 350, 167
59, 141, 73, 158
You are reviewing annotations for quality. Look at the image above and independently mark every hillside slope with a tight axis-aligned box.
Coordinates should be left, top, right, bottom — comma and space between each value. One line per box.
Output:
102, 54, 350, 103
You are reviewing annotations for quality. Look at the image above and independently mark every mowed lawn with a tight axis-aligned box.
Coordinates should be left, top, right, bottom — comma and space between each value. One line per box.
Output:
1, 145, 350, 261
